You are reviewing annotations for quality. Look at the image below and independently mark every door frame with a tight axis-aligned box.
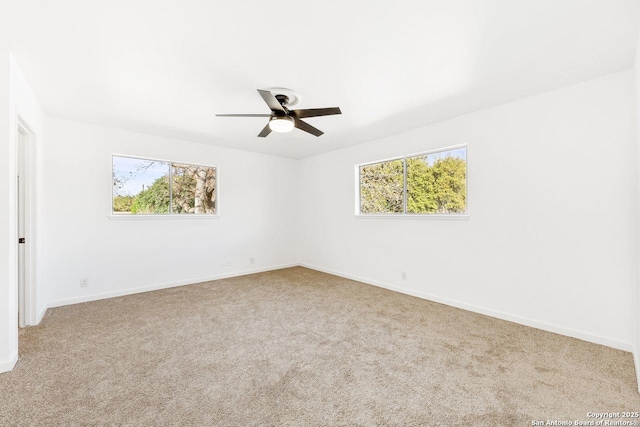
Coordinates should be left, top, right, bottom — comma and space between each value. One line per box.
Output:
16, 117, 36, 327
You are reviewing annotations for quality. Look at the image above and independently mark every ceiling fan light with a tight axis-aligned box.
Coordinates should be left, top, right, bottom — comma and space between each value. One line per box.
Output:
269, 116, 295, 133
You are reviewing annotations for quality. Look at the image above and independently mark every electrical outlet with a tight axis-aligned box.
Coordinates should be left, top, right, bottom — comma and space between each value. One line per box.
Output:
249, 257, 255, 264
401, 271, 408, 280
221, 260, 231, 267
80, 278, 89, 288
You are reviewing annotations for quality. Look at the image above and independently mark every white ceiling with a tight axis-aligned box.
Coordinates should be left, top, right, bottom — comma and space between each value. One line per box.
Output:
2, 0, 639, 158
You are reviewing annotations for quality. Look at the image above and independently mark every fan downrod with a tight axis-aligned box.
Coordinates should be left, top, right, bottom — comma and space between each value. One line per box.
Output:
275, 94, 290, 106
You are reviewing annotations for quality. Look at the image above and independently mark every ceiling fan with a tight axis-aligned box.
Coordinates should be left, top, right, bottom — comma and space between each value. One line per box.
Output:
216, 88, 341, 137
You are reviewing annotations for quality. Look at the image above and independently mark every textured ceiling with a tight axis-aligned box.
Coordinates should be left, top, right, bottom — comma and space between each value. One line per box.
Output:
2, 0, 639, 158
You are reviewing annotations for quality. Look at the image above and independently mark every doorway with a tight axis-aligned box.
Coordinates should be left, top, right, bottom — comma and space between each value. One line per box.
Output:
17, 123, 31, 328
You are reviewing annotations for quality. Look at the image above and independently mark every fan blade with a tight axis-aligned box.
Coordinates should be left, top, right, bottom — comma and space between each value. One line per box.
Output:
258, 89, 286, 113
290, 107, 341, 118
294, 118, 323, 137
215, 114, 271, 117
257, 123, 272, 138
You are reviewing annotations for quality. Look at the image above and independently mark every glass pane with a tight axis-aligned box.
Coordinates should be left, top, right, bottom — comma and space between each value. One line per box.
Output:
407, 147, 466, 214
359, 159, 404, 214
112, 156, 170, 214
171, 163, 217, 214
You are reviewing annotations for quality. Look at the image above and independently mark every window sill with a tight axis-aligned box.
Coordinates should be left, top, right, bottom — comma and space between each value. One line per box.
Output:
108, 214, 220, 220
354, 214, 469, 220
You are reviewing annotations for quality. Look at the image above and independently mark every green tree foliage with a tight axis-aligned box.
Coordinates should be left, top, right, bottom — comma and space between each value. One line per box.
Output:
172, 164, 216, 214
360, 160, 404, 213
130, 176, 170, 214
112, 195, 134, 213
114, 164, 216, 215
407, 156, 466, 213
360, 155, 466, 214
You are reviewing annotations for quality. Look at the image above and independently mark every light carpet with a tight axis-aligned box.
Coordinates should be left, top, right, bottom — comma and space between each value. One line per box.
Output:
1, 267, 638, 426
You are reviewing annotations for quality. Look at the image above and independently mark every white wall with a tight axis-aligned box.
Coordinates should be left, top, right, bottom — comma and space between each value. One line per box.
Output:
0, 52, 15, 373
42, 118, 299, 306
299, 70, 637, 351
0, 53, 45, 373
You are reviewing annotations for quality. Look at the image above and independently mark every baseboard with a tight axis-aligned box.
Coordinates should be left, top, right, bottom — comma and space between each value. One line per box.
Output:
36, 303, 48, 325
0, 351, 18, 374
300, 263, 633, 352
42, 261, 634, 354
47, 264, 298, 309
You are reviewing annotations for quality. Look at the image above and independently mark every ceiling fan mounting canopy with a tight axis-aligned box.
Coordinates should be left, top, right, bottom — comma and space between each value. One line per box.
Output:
215, 88, 341, 138
267, 87, 301, 107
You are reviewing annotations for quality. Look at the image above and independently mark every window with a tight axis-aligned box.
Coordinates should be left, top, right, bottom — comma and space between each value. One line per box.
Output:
112, 155, 217, 215
358, 146, 466, 215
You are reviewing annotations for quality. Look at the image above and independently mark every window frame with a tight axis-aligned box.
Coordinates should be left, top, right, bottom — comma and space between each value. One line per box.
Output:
110, 154, 219, 219
356, 144, 468, 219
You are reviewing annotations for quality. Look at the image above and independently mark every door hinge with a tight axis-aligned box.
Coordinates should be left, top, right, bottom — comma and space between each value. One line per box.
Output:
18, 238, 25, 244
